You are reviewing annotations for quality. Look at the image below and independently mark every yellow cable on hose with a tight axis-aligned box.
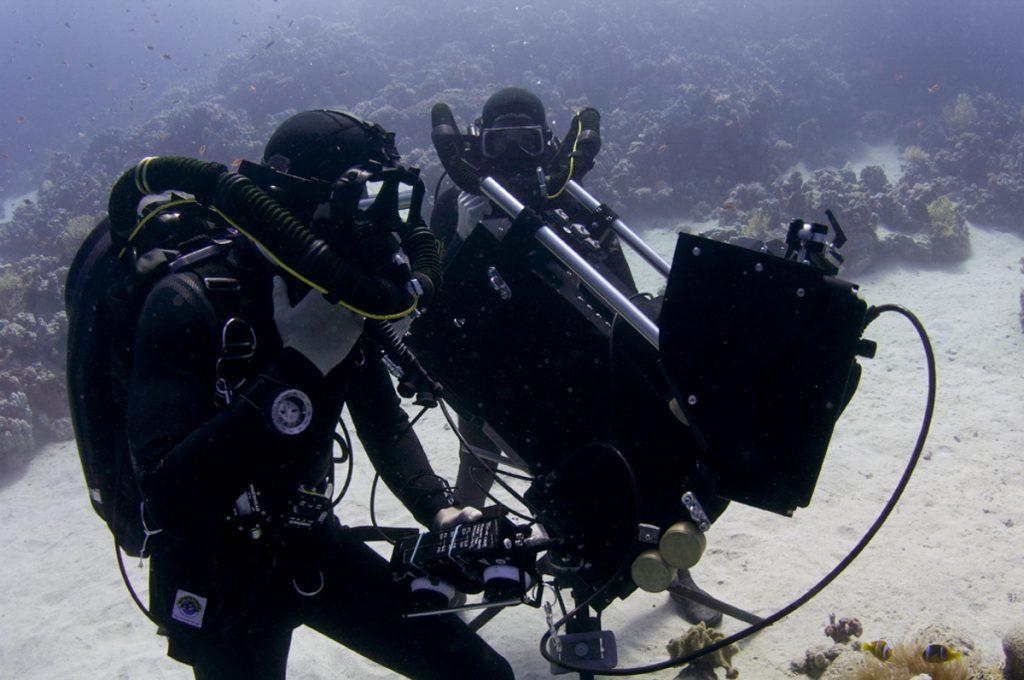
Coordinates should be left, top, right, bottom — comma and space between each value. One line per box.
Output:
546, 115, 583, 200
116, 196, 417, 320
208, 207, 418, 321
117, 198, 198, 259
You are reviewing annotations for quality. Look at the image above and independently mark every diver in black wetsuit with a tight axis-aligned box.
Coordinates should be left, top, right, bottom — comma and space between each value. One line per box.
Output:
430, 86, 636, 502
429, 87, 723, 628
126, 110, 513, 679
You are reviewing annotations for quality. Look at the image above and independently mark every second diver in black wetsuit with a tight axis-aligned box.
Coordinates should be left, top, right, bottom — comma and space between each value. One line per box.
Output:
429, 87, 723, 628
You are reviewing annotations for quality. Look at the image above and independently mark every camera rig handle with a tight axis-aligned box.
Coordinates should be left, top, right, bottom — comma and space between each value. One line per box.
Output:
563, 180, 671, 278
479, 176, 661, 349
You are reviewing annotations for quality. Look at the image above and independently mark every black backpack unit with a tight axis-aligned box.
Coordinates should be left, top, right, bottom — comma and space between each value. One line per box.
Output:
66, 197, 250, 557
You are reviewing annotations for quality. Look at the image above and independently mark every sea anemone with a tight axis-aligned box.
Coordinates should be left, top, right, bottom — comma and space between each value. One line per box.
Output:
839, 641, 968, 680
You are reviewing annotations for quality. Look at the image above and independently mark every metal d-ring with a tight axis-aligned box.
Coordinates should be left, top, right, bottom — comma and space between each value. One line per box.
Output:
292, 570, 325, 597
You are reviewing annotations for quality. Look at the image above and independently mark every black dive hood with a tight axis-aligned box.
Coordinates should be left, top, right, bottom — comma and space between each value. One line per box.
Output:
431, 101, 602, 201
107, 155, 442, 318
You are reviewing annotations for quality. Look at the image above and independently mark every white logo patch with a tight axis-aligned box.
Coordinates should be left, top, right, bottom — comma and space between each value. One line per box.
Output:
171, 589, 208, 629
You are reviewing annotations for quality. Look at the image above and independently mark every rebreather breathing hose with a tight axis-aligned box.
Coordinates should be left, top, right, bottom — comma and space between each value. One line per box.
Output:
108, 156, 438, 320
541, 304, 935, 675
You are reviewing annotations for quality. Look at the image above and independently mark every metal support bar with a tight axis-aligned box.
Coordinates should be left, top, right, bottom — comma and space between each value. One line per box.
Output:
667, 582, 764, 626
468, 605, 506, 632
480, 177, 660, 349
564, 180, 671, 278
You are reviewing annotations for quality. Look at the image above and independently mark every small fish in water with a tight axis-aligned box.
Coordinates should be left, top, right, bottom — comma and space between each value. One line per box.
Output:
860, 639, 893, 661
78, 132, 86, 138
198, 144, 207, 157
722, 202, 737, 210
139, 79, 149, 90
922, 644, 961, 663
916, 120, 925, 129
0, 151, 9, 160
249, 84, 257, 93
146, 44, 154, 50
161, 53, 172, 60
60, 58, 68, 66
23, 198, 34, 206
928, 83, 940, 95
893, 72, 904, 81
265, 40, 275, 49
15, 115, 25, 124
63, 21, 70, 29
657, 143, 668, 154
87, 62, 95, 69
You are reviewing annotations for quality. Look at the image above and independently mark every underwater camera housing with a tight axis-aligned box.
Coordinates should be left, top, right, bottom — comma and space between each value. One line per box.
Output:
402, 175, 874, 620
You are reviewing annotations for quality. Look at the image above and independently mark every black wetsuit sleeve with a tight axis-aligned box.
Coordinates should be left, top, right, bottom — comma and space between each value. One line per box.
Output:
126, 273, 325, 531
345, 346, 452, 527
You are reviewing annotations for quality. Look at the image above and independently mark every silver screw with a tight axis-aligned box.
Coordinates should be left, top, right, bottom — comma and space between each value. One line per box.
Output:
574, 642, 590, 658
796, 288, 806, 297
692, 246, 701, 256
755, 263, 763, 272
687, 394, 698, 405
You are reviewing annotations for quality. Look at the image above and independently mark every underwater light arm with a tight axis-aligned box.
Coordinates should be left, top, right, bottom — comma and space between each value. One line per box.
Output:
479, 176, 660, 348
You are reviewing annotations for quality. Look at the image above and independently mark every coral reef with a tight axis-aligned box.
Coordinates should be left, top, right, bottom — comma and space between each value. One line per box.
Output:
666, 621, 740, 679
826, 614, 865, 644
2, 3, 1022, 471
791, 643, 847, 678
896, 93, 1024, 232
1005, 619, 1024, 680
707, 163, 977, 272
0, 99, 259, 471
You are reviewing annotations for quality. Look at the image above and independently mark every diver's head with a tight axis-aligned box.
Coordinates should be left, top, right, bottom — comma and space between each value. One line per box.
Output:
263, 109, 391, 180
262, 109, 397, 221
479, 87, 551, 184
256, 109, 418, 301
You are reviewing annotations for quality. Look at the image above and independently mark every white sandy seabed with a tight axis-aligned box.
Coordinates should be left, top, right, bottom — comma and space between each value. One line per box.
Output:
1, 224, 1022, 679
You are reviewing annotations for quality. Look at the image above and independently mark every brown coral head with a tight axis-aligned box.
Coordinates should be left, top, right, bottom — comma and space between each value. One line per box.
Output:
825, 616, 863, 643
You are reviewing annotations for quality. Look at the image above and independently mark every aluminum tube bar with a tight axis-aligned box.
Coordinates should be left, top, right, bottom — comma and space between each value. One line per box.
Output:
565, 180, 671, 278
480, 177, 660, 349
